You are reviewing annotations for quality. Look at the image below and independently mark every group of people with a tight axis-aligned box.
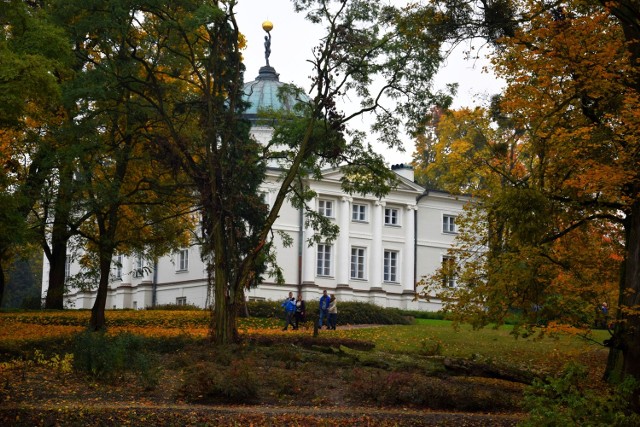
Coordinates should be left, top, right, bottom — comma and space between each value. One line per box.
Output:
281, 289, 337, 331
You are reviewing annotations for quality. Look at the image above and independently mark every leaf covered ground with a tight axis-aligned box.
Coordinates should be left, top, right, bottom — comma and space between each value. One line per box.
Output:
0, 311, 610, 426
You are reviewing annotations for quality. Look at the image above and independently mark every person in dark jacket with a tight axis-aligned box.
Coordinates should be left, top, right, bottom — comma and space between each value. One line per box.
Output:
294, 294, 306, 329
282, 292, 296, 331
318, 290, 330, 329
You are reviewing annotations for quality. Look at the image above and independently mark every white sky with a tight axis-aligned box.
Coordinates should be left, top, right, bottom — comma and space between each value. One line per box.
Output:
234, 0, 504, 165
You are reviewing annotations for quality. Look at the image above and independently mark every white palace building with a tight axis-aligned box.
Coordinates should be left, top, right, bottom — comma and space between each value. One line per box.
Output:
41, 40, 469, 313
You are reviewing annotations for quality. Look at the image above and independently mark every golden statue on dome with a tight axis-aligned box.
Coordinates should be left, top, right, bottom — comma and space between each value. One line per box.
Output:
262, 20, 273, 67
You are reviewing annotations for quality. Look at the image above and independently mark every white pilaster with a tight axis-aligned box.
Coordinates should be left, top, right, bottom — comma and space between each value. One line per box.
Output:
371, 200, 385, 288
337, 196, 352, 285
302, 197, 316, 283
404, 205, 417, 291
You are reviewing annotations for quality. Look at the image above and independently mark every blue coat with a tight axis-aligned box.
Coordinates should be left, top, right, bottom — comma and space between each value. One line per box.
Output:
282, 298, 296, 313
319, 294, 331, 311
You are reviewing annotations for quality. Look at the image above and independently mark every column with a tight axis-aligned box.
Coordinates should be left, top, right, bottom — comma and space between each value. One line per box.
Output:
337, 196, 352, 285
371, 200, 385, 288
404, 205, 417, 291
302, 197, 316, 283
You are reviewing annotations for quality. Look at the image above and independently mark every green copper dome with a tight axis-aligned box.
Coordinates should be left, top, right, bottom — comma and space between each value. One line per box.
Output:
242, 66, 309, 121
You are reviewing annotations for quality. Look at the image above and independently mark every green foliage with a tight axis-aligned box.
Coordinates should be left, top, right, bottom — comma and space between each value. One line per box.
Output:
72, 331, 159, 388
523, 362, 640, 426
247, 299, 412, 325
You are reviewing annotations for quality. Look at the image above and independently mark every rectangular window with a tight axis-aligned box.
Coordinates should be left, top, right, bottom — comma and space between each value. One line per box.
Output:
133, 255, 144, 278
350, 247, 366, 279
176, 296, 187, 306
177, 249, 189, 271
383, 250, 398, 282
443, 215, 457, 233
352, 203, 367, 222
114, 254, 123, 280
442, 256, 457, 287
65, 255, 71, 281
384, 207, 399, 226
133, 301, 138, 310
317, 244, 332, 276
318, 199, 334, 218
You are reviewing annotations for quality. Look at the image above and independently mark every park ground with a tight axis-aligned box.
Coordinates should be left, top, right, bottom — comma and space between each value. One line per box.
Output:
0, 310, 610, 426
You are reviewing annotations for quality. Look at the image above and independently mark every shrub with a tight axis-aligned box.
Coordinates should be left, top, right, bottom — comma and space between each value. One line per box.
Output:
146, 303, 202, 311
72, 331, 159, 388
522, 362, 640, 426
246, 300, 413, 325
180, 359, 259, 403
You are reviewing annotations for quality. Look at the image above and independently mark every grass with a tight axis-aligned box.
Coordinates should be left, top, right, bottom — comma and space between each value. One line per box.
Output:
336, 319, 610, 375
0, 310, 616, 425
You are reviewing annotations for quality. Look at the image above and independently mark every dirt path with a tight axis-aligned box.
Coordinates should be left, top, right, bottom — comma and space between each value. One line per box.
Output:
1, 402, 525, 426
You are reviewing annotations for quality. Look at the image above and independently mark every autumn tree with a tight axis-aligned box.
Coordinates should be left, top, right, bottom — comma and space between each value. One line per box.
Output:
45, 0, 198, 329
0, 1, 71, 306
417, 0, 640, 407
71, 0, 452, 344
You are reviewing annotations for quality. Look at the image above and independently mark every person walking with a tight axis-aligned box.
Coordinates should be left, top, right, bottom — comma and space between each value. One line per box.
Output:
294, 294, 306, 329
282, 292, 296, 331
328, 294, 338, 330
318, 290, 330, 329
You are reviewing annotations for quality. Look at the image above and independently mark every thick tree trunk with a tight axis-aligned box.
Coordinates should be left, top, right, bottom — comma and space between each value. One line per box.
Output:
44, 239, 67, 309
606, 200, 640, 411
89, 253, 113, 331
44, 167, 74, 309
0, 259, 5, 308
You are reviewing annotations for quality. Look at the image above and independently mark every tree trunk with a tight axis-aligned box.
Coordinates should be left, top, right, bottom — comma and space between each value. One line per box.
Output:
44, 239, 67, 309
605, 200, 640, 411
44, 166, 74, 309
616, 201, 640, 410
89, 253, 112, 331
0, 259, 6, 308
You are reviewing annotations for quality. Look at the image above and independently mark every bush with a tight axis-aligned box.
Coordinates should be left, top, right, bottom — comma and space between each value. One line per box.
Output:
72, 331, 159, 388
146, 303, 202, 311
522, 362, 640, 426
180, 359, 259, 403
246, 300, 413, 325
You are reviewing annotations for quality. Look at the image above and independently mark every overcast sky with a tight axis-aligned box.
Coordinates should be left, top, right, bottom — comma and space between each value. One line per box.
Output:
234, 0, 504, 165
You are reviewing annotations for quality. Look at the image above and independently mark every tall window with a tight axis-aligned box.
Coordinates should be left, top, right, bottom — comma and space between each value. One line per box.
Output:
134, 255, 144, 278
318, 199, 334, 218
317, 244, 332, 276
384, 207, 399, 226
177, 249, 189, 271
442, 256, 457, 287
65, 256, 71, 281
352, 203, 367, 222
350, 247, 366, 279
114, 254, 123, 280
443, 215, 457, 233
383, 250, 398, 282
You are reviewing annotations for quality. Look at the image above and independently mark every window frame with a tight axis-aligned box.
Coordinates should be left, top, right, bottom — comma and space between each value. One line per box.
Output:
351, 203, 367, 222
316, 243, 333, 277
318, 199, 334, 218
176, 296, 187, 306
383, 250, 399, 283
384, 207, 400, 226
443, 214, 457, 234
114, 254, 123, 280
350, 246, 366, 280
442, 256, 457, 288
177, 249, 189, 272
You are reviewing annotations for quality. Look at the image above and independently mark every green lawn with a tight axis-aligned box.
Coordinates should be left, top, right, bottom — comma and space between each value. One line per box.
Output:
338, 319, 610, 375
